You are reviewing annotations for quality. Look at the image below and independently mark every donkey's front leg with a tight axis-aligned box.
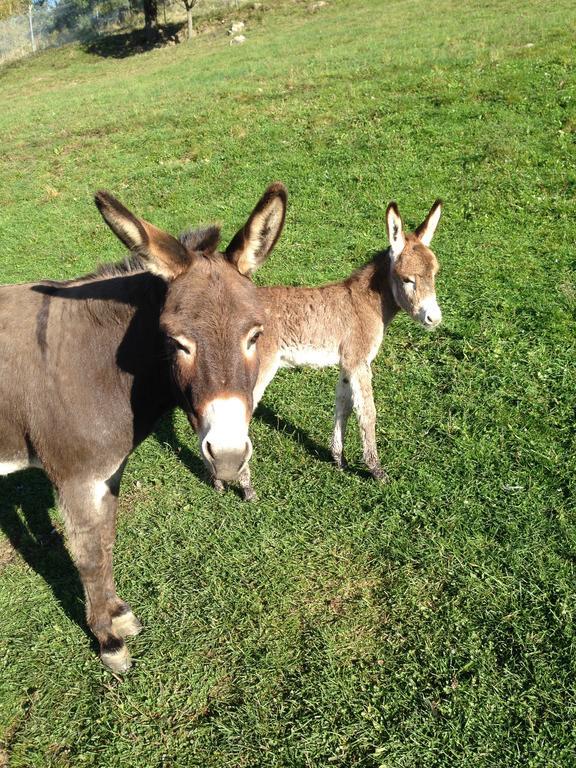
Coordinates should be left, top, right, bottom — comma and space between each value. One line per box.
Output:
99, 473, 142, 641
349, 363, 388, 482
331, 368, 353, 470
59, 477, 133, 673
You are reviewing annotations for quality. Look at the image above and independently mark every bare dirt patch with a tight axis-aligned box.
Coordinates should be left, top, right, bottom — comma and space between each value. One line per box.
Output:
0, 538, 16, 571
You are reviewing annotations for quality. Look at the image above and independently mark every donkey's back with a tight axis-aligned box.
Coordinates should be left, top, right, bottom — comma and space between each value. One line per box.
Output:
0, 270, 168, 481
0, 282, 46, 474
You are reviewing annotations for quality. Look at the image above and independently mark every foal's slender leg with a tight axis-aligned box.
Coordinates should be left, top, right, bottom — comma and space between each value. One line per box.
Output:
59, 477, 132, 672
238, 465, 256, 502
349, 363, 388, 482
213, 477, 225, 494
331, 368, 353, 470
212, 468, 256, 501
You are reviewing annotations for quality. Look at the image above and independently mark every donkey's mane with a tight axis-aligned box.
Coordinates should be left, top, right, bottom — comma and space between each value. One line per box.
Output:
179, 225, 221, 255
68, 225, 222, 284
88, 254, 148, 280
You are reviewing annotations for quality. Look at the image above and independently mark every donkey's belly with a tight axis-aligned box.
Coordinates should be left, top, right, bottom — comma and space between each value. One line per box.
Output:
0, 409, 41, 476
280, 345, 340, 369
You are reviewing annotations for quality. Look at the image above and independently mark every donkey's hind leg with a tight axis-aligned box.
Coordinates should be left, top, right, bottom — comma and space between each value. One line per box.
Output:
59, 476, 132, 673
349, 363, 388, 482
331, 368, 353, 470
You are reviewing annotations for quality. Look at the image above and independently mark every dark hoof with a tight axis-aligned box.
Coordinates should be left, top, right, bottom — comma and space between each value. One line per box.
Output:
241, 486, 257, 502
333, 456, 348, 471
370, 466, 389, 482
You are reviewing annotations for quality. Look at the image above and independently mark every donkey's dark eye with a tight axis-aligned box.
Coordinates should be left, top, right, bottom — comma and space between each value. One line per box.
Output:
248, 330, 262, 348
403, 277, 416, 285
168, 336, 193, 355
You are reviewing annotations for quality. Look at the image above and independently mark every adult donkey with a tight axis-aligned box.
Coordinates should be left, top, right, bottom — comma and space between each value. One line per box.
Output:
0, 183, 287, 672
226, 200, 442, 500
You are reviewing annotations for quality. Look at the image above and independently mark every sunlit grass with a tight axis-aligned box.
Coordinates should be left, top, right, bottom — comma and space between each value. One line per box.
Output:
0, 0, 575, 765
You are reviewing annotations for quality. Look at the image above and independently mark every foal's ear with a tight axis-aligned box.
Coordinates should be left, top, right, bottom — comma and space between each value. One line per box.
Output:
386, 202, 405, 259
94, 191, 191, 280
225, 182, 287, 277
415, 199, 442, 247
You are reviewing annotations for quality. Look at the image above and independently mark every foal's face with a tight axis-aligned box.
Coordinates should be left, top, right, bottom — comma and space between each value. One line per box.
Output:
95, 184, 287, 482
386, 200, 442, 329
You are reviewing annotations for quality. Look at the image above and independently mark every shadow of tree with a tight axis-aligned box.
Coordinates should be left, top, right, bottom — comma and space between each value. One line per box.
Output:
83, 24, 183, 59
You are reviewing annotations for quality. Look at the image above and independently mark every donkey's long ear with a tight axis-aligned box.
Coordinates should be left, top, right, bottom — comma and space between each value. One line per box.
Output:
225, 182, 287, 277
95, 191, 191, 280
386, 202, 405, 260
415, 199, 442, 247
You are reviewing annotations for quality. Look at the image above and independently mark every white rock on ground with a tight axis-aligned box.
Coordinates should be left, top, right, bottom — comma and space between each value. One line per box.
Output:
230, 34, 247, 45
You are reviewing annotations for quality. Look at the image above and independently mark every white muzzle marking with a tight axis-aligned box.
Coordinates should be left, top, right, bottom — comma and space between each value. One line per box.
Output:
418, 295, 442, 328
199, 397, 252, 481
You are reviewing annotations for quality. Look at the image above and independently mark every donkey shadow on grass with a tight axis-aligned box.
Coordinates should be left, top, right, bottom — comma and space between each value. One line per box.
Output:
256, 403, 334, 466
0, 469, 89, 638
152, 411, 208, 484
0, 405, 337, 639
0, 411, 205, 644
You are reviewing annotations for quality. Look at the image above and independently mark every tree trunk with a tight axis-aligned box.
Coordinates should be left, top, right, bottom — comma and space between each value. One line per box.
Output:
186, 5, 193, 38
143, 0, 158, 32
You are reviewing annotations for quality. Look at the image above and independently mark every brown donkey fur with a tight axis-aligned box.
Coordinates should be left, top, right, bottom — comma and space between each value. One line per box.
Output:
0, 183, 287, 672
226, 200, 443, 500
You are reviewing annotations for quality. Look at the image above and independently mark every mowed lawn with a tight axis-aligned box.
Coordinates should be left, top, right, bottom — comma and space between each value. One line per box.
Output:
0, 0, 575, 765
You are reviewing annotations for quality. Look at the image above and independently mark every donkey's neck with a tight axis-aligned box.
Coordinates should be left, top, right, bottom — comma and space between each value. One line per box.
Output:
345, 249, 399, 326
34, 270, 175, 446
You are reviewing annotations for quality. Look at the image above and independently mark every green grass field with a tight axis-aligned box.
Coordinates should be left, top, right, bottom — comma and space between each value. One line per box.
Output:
1, 0, 575, 764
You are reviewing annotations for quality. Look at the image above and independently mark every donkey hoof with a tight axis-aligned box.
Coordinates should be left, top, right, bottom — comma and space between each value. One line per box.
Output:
371, 466, 389, 483
101, 642, 132, 674
112, 610, 143, 638
333, 456, 348, 471
241, 486, 257, 502
213, 478, 225, 494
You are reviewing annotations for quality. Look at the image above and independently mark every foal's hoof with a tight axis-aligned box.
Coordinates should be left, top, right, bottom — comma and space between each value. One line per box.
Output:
333, 456, 348, 471
101, 642, 132, 674
241, 486, 257, 502
112, 610, 143, 638
370, 466, 389, 483
213, 478, 225, 494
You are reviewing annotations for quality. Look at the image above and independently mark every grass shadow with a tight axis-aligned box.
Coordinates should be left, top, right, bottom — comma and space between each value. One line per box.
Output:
0, 470, 88, 635
255, 402, 334, 464
255, 402, 385, 482
153, 411, 212, 487
83, 24, 183, 59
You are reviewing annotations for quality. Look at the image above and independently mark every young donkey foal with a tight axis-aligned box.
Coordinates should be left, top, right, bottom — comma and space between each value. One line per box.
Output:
233, 200, 443, 499
0, 183, 287, 672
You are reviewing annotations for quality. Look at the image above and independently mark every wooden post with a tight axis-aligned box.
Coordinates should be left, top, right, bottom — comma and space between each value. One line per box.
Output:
28, 3, 36, 53
187, 3, 193, 39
